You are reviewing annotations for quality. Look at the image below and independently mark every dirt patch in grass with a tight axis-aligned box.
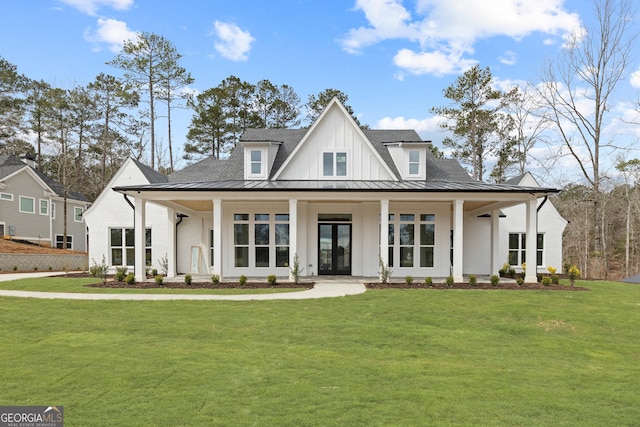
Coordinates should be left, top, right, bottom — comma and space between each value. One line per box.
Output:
365, 282, 589, 291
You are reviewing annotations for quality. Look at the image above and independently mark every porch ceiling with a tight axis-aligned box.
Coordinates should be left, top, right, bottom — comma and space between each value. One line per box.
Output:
174, 199, 213, 211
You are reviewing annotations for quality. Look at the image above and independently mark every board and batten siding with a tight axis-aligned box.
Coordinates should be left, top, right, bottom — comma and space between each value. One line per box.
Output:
276, 105, 395, 181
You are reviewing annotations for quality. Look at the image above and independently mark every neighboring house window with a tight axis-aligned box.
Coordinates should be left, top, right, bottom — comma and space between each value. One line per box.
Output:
384, 213, 436, 268
74, 206, 83, 222
323, 152, 347, 177
233, 212, 290, 268
408, 150, 420, 175
40, 199, 49, 216
234, 214, 249, 268
51, 203, 55, 219
0, 223, 5, 236
508, 233, 544, 267
250, 150, 262, 175
55, 235, 73, 250
19, 196, 35, 214
110, 228, 151, 266
0, 193, 13, 201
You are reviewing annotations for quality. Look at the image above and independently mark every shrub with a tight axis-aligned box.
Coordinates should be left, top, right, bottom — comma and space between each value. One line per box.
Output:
424, 276, 433, 286
568, 265, 581, 286
184, 274, 192, 285
551, 274, 559, 285
445, 275, 454, 287
289, 253, 303, 284
158, 254, 169, 276
516, 277, 524, 286
468, 274, 477, 286
267, 274, 277, 286
155, 275, 164, 285
125, 273, 135, 285
211, 274, 220, 284
547, 266, 557, 275
499, 262, 511, 276
13, 266, 17, 271
490, 274, 500, 286
33, 266, 38, 271
541, 276, 552, 286
239, 275, 247, 286
405, 275, 413, 285
115, 267, 128, 282
378, 256, 392, 283
91, 255, 108, 284
151, 268, 158, 277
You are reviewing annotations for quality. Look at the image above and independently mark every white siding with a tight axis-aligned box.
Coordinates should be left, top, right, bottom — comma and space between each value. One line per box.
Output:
276, 105, 394, 181
84, 160, 170, 272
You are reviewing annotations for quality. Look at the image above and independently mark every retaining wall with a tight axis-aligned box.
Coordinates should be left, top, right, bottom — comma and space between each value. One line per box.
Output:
0, 254, 88, 272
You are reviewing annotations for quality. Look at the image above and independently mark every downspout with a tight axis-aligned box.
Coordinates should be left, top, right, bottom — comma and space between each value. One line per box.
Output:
537, 196, 548, 212
176, 213, 188, 274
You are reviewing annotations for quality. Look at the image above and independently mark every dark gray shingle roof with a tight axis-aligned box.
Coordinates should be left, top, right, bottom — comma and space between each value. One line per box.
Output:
0, 155, 88, 202
130, 158, 168, 184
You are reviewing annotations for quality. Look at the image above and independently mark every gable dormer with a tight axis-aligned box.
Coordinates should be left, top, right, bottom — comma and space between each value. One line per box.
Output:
241, 141, 281, 180
385, 142, 430, 180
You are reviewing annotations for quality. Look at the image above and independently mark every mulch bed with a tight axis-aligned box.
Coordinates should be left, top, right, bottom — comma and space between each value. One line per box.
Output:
365, 282, 589, 291
84, 281, 314, 289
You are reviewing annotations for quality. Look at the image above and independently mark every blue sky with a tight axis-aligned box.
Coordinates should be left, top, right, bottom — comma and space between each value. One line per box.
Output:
1, 0, 639, 183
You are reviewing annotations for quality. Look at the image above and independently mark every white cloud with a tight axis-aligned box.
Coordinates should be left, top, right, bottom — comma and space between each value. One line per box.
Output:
630, 68, 640, 89
499, 51, 517, 66
84, 18, 138, 52
342, 0, 582, 76
376, 115, 441, 132
210, 21, 255, 61
393, 48, 476, 77
60, 0, 133, 16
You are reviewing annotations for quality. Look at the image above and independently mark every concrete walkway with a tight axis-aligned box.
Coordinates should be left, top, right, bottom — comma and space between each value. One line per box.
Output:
0, 272, 367, 301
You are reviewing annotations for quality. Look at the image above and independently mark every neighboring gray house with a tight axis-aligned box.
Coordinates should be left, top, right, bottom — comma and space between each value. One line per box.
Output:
0, 155, 90, 251
87, 98, 564, 282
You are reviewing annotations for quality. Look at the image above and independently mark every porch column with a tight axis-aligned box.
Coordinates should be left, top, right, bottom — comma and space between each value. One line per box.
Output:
289, 198, 298, 281
380, 199, 389, 269
213, 198, 222, 277
134, 195, 146, 282
452, 199, 464, 283
525, 197, 538, 283
491, 208, 501, 276
167, 207, 176, 278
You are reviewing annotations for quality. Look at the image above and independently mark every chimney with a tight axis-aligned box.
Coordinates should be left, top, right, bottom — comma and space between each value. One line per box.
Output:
19, 154, 37, 169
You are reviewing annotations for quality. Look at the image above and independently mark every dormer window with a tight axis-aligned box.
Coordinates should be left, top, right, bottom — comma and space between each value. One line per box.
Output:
408, 150, 420, 175
250, 150, 262, 175
323, 151, 347, 177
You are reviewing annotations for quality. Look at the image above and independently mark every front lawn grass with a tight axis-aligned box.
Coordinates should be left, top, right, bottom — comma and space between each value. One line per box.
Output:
0, 280, 639, 426
0, 277, 305, 294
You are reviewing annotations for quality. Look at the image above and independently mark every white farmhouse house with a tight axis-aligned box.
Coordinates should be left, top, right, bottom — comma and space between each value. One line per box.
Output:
85, 98, 565, 283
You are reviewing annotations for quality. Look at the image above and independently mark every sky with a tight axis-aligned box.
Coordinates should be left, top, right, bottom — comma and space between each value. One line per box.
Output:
1, 0, 639, 185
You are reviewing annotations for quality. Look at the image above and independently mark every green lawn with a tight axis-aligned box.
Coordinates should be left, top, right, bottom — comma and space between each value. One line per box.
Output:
0, 280, 639, 426
0, 277, 306, 294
